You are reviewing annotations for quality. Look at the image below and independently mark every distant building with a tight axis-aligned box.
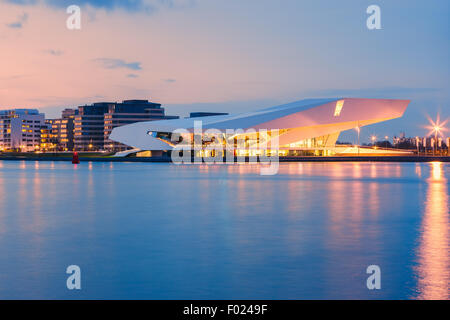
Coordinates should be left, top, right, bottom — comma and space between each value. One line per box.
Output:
74, 99, 178, 151
40, 119, 57, 151
50, 118, 75, 151
74, 102, 111, 151
49, 108, 78, 151
391, 134, 449, 155
61, 108, 78, 119
104, 100, 179, 152
0, 109, 45, 152
189, 112, 229, 118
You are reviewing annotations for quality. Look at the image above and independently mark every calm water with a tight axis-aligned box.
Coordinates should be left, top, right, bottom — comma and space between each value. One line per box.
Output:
0, 160, 448, 300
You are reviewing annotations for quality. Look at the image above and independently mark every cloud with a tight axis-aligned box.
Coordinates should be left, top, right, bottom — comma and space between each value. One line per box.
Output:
6, 12, 28, 29
93, 58, 142, 71
4, 0, 146, 10
4, 0, 196, 13
163, 78, 176, 83
45, 49, 63, 56
127, 74, 139, 78
45, 0, 151, 12
0, 74, 33, 81
5, 0, 37, 4
158, 0, 196, 9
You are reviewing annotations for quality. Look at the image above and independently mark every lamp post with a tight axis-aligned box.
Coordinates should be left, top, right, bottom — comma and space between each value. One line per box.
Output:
433, 126, 441, 156
356, 124, 360, 156
416, 136, 420, 156
371, 135, 377, 147
426, 114, 448, 156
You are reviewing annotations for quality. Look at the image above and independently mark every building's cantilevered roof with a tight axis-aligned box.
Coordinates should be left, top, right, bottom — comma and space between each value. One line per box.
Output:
109, 98, 410, 150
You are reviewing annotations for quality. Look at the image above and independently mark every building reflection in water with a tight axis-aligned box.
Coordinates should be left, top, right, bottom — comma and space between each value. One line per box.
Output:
414, 162, 449, 299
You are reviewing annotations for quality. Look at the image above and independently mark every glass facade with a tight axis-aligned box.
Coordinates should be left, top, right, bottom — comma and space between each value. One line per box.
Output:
147, 129, 341, 158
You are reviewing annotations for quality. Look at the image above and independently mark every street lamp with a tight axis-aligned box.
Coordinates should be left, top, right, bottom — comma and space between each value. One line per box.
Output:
355, 125, 361, 155
426, 114, 448, 156
416, 136, 420, 155
433, 125, 441, 155
371, 135, 377, 147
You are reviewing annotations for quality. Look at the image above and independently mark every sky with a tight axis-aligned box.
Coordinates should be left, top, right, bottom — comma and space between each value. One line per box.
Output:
0, 0, 449, 143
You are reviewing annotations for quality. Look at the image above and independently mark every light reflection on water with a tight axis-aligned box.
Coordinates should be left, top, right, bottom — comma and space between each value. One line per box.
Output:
415, 162, 449, 299
0, 161, 448, 299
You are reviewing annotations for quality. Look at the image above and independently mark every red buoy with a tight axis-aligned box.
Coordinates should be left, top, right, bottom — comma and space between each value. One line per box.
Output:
72, 152, 80, 164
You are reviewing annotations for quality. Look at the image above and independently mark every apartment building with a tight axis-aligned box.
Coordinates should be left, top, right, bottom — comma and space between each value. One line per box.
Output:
0, 109, 45, 152
49, 108, 78, 151
104, 99, 179, 152
74, 103, 111, 151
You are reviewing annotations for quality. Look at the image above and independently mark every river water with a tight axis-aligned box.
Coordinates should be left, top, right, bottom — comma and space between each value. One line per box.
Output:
0, 160, 448, 299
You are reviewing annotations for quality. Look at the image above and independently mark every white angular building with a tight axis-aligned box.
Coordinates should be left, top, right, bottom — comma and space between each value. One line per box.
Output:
109, 98, 410, 157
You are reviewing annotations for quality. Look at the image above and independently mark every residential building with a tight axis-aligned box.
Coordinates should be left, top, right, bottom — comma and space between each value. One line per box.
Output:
74, 103, 111, 151
74, 100, 178, 151
40, 119, 57, 151
0, 109, 45, 152
103, 99, 179, 152
62, 108, 78, 119
49, 108, 78, 151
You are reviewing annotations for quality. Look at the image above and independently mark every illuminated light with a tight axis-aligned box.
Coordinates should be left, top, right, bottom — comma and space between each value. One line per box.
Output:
415, 161, 449, 299
424, 114, 448, 138
334, 100, 344, 117
433, 126, 441, 134
430, 162, 443, 181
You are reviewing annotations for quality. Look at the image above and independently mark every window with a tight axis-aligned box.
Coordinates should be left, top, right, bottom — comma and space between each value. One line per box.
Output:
334, 100, 344, 117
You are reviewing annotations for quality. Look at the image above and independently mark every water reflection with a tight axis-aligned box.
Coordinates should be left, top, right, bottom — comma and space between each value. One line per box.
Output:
415, 164, 422, 178
414, 162, 449, 299
0, 161, 448, 299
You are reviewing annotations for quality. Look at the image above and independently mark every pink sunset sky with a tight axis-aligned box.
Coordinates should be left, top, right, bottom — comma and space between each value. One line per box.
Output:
0, 0, 448, 139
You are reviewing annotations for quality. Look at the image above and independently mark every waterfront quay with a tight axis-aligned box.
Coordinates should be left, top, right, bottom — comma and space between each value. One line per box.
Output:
0, 153, 448, 163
